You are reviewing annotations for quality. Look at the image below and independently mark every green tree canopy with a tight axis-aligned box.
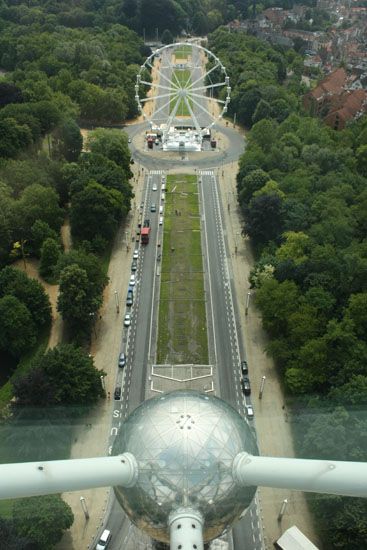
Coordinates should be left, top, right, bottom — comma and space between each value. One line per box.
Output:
13, 495, 73, 550
0, 295, 36, 357
0, 266, 51, 327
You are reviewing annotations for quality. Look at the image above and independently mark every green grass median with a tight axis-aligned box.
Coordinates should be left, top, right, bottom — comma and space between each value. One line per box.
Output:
157, 174, 208, 365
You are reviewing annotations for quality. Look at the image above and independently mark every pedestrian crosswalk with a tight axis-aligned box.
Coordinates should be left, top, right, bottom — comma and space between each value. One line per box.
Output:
150, 170, 164, 175
199, 170, 214, 176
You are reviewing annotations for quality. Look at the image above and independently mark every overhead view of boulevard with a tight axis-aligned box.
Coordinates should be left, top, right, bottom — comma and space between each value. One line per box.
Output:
55, 42, 313, 550
1, 7, 367, 550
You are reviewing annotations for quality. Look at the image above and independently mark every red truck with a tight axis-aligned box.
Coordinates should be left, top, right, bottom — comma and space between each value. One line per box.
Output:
141, 227, 150, 244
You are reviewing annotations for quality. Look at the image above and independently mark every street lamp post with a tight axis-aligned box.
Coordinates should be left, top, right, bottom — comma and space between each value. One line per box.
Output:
277, 498, 288, 522
114, 290, 120, 314
245, 291, 251, 315
259, 375, 266, 400
89, 312, 97, 338
80, 496, 89, 520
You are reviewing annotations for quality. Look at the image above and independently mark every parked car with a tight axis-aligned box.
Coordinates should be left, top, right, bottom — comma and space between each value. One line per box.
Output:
159, 216, 163, 225
241, 360, 248, 375
96, 529, 112, 549
150, 203, 156, 212
131, 259, 137, 272
155, 139, 159, 145
128, 137, 132, 143
118, 352, 126, 368
133, 249, 139, 260
114, 387, 121, 400
161, 183, 166, 191
159, 205, 164, 214
124, 313, 131, 327
129, 274, 136, 286
241, 376, 251, 396
246, 404, 254, 419
126, 289, 133, 306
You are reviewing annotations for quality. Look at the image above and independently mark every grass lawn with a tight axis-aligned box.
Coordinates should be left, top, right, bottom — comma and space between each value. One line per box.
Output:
174, 45, 192, 59
157, 174, 208, 365
170, 69, 192, 116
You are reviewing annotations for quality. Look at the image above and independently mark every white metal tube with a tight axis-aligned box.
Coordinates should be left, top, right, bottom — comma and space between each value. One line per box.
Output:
233, 453, 367, 498
0, 453, 138, 500
169, 508, 204, 550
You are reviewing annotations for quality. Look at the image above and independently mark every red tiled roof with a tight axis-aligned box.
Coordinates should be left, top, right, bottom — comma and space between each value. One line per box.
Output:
308, 68, 347, 100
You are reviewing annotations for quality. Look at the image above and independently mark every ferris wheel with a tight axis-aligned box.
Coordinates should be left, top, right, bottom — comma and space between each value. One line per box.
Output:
135, 42, 231, 139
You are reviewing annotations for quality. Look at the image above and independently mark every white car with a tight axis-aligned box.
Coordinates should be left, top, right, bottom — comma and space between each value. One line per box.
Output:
159, 216, 163, 225
133, 249, 139, 260
161, 183, 166, 191
96, 529, 111, 550
246, 404, 254, 419
129, 274, 136, 286
124, 313, 131, 327
152, 183, 157, 191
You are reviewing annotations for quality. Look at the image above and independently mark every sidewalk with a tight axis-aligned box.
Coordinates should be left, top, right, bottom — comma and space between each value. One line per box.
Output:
218, 162, 320, 548
56, 160, 145, 550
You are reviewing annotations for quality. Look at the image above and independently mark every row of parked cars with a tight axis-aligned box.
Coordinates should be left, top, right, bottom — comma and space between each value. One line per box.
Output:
240, 360, 254, 419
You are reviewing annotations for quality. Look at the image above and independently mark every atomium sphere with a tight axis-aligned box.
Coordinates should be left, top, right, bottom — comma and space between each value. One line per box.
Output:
112, 390, 259, 543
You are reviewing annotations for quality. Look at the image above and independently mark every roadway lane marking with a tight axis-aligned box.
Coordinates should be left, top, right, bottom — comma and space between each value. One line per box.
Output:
199, 175, 218, 366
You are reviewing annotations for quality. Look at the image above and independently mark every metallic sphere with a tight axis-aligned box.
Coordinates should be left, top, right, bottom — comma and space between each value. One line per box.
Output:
112, 390, 259, 543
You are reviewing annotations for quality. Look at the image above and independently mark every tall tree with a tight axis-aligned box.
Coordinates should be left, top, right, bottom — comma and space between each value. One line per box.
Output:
13, 495, 73, 550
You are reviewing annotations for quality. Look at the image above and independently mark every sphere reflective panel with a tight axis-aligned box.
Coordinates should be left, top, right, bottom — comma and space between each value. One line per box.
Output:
112, 390, 259, 543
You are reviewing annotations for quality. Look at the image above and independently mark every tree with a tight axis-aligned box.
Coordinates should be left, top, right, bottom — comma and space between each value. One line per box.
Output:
39, 238, 61, 280
345, 293, 367, 339
0, 295, 36, 357
31, 219, 59, 257
56, 249, 108, 298
13, 344, 105, 406
70, 182, 122, 243
0, 117, 33, 158
0, 518, 31, 550
161, 29, 173, 44
276, 231, 310, 266
312, 495, 367, 550
54, 118, 83, 161
245, 193, 285, 247
14, 184, 64, 239
57, 264, 102, 332
13, 495, 73, 550
0, 82, 23, 107
237, 168, 270, 205
0, 266, 51, 328
87, 128, 133, 179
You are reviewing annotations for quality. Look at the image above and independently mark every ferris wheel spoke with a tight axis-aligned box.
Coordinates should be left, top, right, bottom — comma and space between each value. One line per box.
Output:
151, 96, 173, 119
189, 81, 227, 93
188, 95, 215, 121
189, 91, 227, 105
156, 66, 180, 90
188, 62, 221, 90
140, 91, 175, 103
183, 96, 201, 133
140, 80, 177, 93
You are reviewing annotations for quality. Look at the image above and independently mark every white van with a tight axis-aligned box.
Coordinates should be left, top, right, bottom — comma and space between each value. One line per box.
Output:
159, 216, 163, 225
96, 529, 111, 549
159, 205, 164, 214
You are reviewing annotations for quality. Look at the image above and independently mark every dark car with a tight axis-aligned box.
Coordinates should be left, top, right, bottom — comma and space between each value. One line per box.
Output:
241, 360, 248, 375
126, 289, 133, 306
241, 376, 251, 396
143, 219, 150, 228
114, 386, 121, 400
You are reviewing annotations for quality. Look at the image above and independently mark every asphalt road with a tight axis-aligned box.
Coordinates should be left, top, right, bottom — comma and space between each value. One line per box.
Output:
100, 45, 264, 550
